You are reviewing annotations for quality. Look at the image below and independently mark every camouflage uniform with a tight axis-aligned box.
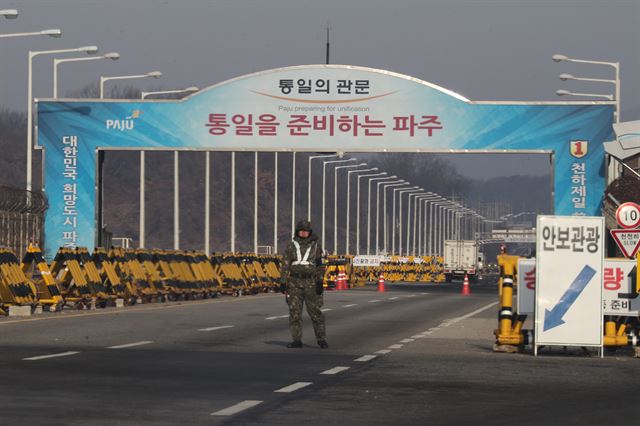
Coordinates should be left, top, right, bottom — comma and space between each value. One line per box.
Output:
281, 221, 326, 343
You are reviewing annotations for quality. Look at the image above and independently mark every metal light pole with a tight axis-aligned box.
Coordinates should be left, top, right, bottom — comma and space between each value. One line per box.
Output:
345, 167, 377, 255
393, 187, 420, 255
321, 158, 355, 250
405, 191, 426, 256
334, 163, 366, 254
382, 181, 408, 254
141, 86, 199, 99
26, 45, 97, 193
0, 9, 18, 19
367, 176, 396, 255
254, 152, 258, 253
0, 28, 61, 38
230, 152, 236, 252
356, 172, 386, 255
53, 52, 120, 98
274, 152, 279, 253
308, 154, 337, 221
99, 71, 162, 99
174, 151, 180, 249
291, 152, 296, 240
554, 53, 621, 181
415, 194, 437, 255
399, 188, 423, 256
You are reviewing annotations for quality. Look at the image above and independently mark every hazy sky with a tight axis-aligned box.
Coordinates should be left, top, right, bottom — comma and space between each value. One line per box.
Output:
1, 0, 637, 178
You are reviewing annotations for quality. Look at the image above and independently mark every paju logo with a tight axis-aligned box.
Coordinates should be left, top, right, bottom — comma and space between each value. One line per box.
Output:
106, 110, 142, 130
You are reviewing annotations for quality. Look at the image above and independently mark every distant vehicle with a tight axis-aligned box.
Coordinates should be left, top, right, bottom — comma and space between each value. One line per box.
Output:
443, 240, 479, 283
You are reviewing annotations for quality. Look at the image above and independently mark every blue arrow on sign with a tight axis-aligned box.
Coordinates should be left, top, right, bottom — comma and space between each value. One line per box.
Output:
543, 265, 597, 332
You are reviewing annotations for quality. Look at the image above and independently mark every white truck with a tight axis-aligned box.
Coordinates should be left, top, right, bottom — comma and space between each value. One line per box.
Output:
443, 240, 479, 283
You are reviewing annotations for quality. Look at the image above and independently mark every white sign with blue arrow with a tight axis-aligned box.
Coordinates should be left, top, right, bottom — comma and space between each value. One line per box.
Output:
534, 216, 604, 354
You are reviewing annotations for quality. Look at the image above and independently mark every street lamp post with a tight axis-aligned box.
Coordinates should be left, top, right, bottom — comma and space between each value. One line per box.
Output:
322, 158, 355, 250
356, 172, 386, 255
99, 71, 162, 99
375, 179, 403, 255
393, 187, 420, 255
26, 45, 98, 193
382, 181, 408, 254
405, 191, 427, 255
367, 176, 396, 255
307, 154, 337, 222
53, 52, 120, 98
0, 28, 61, 38
334, 163, 366, 254
415, 194, 438, 255
0, 9, 18, 19
141, 86, 199, 99
345, 167, 377, 255
399, 188, 423, 256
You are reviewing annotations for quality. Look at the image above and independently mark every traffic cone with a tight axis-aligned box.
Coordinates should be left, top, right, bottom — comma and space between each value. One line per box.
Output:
336, 271, 343, 291
340, 271, 348, 290
377, 273, 386, 293
461, 274, 471, 296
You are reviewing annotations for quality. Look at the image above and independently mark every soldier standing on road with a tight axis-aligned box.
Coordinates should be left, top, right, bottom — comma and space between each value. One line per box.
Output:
280, 219, 328, 349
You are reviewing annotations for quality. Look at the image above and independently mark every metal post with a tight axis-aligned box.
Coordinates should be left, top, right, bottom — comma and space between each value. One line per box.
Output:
291, 152, 296, 240
205, 152, 210, 254
230, 152, 236, 252
429, 202, 434, 255
139, 151, 145, 248
274, 152, 278, 253
254, 152, 258, 253
173, 151, 179, 250
308, 156, 312, 222
27, 52, 34, 193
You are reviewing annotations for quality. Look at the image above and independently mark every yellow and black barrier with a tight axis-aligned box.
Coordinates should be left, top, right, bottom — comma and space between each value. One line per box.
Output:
0, 248, 40, 314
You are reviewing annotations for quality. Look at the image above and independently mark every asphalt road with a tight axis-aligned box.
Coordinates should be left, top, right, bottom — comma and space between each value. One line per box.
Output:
1, 278, 638, 425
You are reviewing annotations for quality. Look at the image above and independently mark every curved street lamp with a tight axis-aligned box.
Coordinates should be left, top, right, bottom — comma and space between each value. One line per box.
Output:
53, 52, 120, 98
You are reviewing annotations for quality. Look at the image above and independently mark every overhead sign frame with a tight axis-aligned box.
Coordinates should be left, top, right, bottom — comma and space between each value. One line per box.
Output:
36, 64, 614, 258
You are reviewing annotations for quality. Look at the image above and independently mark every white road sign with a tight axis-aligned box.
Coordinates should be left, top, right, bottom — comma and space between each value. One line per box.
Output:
610, 229, 640, 259
603, 258, 639, 316
517, 258, 536, 315
534, 216, 603, 353
616, 202, 640, 229
352, 255, 389, 267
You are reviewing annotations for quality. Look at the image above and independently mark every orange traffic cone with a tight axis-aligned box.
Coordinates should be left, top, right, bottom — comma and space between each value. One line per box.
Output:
461, 274, 471, 296
336, 271, 343, 291
341, 271, 348, 290
377, 273, 386, 293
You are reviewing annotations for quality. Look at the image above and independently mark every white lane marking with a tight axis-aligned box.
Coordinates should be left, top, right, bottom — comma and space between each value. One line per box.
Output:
423, 331, 433, 335
388, 344, 403, 349
321, 366, 350, 375
321, 308, 332, 312
444, 301, 499, 326
342, 304, 357, 308
388, 297, 399, 300
368, 299, 382, 303
405, 294, 417, 298
107, 341, 153, 349
354, 354, 377, 362
266, 315, 289, 320
400, 338, 415, 343
211, 400, 263, 416
375, 349, 392, 354
23, 351, 79, 361
274, 382, 313, 393
411, 335, 427, 339
198, 325, 234, 332
420, 292, 429, 295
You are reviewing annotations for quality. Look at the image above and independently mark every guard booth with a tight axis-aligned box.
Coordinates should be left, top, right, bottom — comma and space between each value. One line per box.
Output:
35, 65, 614, 259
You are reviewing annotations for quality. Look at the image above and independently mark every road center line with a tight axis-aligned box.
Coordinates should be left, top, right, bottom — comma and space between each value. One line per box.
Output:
107, 341, 153, 349
211, 400, 263, 416
388, 344, 403, 349
411, 335, 427, 338
23, 351, 79, 361
354, 354, 377, 362
266, 315, 289, 320
375, 349, 392, 354
321, 308, 332, 312
400, 338, 415, 343
342, 304, 357, 308
321, 366, 350, 375
368, 300, 382, 303
274, 382, 313, 393
198, 325, 235, 332
388, 297, 399, 300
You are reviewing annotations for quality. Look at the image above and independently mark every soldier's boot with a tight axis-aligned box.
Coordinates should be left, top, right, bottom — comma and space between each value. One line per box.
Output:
318, 340, 329, 349
287, 341, 303, 348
